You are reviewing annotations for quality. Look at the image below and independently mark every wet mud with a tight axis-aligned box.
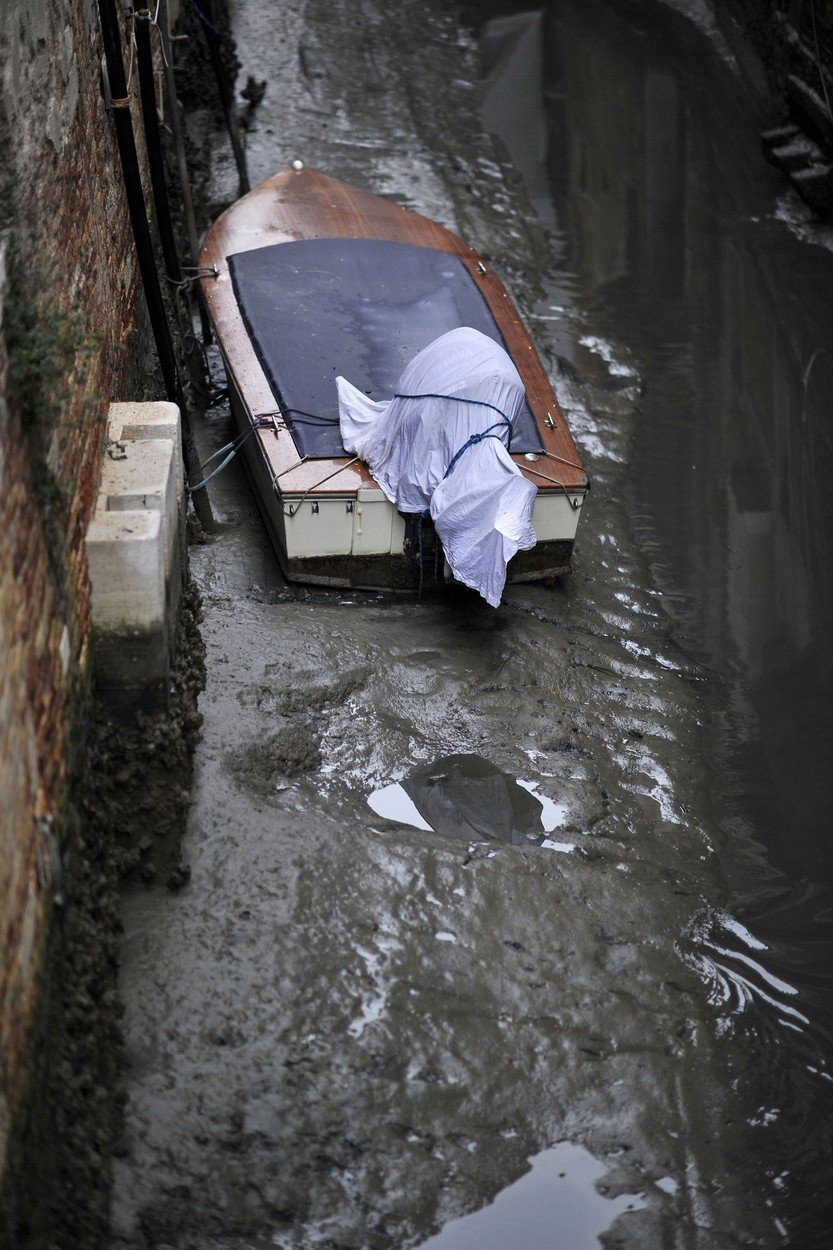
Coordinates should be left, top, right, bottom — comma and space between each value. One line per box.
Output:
111, 1, 831, 1247
2, 583, 205, 1249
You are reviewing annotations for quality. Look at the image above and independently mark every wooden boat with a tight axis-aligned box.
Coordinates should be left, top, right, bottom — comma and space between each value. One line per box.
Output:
199, 166, 588, 591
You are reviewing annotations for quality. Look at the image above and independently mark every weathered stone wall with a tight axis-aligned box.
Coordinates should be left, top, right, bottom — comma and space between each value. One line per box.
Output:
718, 0, 833, 214
723, 0, 833, 84
0, 0, 150, 1191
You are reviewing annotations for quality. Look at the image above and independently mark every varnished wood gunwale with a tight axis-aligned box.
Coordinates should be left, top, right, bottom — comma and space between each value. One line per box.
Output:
200, 167, 589, 499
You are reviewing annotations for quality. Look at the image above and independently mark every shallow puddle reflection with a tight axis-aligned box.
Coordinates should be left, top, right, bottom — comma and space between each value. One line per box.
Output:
368, 753, 572, 848
417, 1140, 646, 1250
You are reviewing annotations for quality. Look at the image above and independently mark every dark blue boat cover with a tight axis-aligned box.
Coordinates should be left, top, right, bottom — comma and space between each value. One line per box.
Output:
228, 238, 543, 459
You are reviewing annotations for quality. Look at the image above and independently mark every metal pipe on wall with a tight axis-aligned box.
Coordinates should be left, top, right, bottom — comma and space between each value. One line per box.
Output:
133, 8, 208, 384
97, 0, 214, 531
133, 10, 182, 287
157, 0, 213, 345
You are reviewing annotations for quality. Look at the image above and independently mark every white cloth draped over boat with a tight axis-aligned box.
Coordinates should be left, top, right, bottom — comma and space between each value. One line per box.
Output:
336, 327, 537, 608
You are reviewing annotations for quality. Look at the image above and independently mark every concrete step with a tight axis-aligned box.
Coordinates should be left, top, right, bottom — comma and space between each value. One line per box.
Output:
769, 132, 824, 172
761, 123, 801, 164
790, 162, 833, 216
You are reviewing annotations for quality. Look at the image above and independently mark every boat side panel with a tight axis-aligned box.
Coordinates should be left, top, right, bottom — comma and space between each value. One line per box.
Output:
531, 492, 585, 542
352, 496, 395, 556
283, 501, 354, 559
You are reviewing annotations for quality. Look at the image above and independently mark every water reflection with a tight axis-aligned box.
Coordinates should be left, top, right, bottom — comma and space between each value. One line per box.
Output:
417, 1140, 646, 1250
480, 0, 833, 1239
540, 0, 833, 1020
481, 10, 555, 228
541, 0, 833, 883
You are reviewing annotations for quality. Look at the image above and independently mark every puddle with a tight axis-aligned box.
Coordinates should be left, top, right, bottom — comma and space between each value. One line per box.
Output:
367, 753, 570, 847
516, 778, 569, 832
367, 783, 434, 832
416, 1140, 645, 1249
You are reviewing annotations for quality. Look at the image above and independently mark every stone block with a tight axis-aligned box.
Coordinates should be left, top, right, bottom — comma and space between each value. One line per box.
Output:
85, 510, 169, 703
86, 510, 166, 635
108, 400, 184, 510
100, 438, 177, 585
101, 438, 175, 513
102, 403, 184, 648
85, 401, 187, 711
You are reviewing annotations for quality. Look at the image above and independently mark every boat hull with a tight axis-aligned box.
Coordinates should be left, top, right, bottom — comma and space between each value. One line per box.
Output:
227, 360, 583, 591
202, 167, 589, 594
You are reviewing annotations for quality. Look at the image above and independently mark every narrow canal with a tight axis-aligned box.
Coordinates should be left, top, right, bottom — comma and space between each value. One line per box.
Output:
478, 0, 833, 1237
111, 1, 832, 1247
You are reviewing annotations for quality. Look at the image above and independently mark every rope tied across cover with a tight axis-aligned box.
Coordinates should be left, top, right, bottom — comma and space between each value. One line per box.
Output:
188, 390, 513, 500
338, 327, 538, 608
393, 391, 513, 480
395, 392, 514, 597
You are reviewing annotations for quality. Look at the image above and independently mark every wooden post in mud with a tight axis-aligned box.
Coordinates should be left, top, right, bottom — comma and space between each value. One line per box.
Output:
197, 0, 251, 197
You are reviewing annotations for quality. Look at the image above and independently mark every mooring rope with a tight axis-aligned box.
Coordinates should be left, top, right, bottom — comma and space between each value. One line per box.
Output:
393, 391, 514, 473
186, 417, 274, 492
187, 405, 340, 492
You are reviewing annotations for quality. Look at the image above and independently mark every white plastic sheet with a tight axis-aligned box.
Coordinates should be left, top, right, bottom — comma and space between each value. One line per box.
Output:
337, 327, 537, 607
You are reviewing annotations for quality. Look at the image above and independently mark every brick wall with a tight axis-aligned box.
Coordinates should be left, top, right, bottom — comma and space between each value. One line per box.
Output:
0, 0, 150, 1179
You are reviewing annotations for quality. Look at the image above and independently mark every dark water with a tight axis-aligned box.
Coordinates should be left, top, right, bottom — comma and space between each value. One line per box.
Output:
479, 0, 833, 1238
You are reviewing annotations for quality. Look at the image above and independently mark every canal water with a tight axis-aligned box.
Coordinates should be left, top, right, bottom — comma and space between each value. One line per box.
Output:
110, 1, 831, 1247
476, 0, 833, 1239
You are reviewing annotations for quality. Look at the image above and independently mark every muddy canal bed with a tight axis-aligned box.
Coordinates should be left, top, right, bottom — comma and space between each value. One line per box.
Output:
111, 1, 831, 1247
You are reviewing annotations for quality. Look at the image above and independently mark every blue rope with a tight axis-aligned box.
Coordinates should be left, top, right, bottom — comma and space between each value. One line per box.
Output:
417, 514, 425, 598
442, 419, 510, 479
416, 509, 436, 599
188, 444, 239, 492
188, 0, 220, 36
393, 391, 514, 594
394, 392, 513, 430
392, 390, 513, 478
187, 418, 273, 493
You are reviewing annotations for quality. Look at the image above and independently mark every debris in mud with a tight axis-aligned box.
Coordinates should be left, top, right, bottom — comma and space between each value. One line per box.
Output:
167, 861, 192, 892
368, 752, 566, 846
240, 73, 268, 128
226, 725, 322, 796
